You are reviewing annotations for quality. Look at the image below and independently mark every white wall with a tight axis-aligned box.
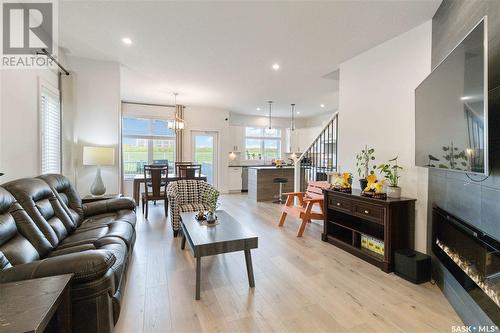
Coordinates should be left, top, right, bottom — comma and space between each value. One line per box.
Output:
0, 68, 59, 182
183, 106, 231, 193
122, 102, 175, 118
64, 56, 121, 196
338, 21, 432, 252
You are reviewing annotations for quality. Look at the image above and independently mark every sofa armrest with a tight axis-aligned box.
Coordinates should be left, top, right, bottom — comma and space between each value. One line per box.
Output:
0, 249, 116, 284
83, 197, 136, 217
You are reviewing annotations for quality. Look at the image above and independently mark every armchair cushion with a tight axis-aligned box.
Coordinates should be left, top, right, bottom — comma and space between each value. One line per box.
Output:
0, 249, 116, 284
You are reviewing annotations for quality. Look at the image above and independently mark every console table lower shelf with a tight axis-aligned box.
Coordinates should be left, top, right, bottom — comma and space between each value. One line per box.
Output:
323, 189, 416, 273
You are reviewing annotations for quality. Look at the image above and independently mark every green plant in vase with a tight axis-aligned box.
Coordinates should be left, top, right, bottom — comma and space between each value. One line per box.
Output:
205, 189, 220, 223
355, 145, 376, 190
377, 156, 403, 198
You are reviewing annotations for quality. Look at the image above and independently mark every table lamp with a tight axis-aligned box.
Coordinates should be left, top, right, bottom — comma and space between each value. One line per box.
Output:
83, 146, 115, 196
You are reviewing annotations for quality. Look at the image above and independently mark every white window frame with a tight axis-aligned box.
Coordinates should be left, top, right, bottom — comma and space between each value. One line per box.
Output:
244, 127, 282, 161
122, 116, 176, 179
39, 79, 61, 174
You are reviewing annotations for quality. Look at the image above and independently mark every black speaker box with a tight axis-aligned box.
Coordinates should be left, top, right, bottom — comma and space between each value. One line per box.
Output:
394, 249, 431, 284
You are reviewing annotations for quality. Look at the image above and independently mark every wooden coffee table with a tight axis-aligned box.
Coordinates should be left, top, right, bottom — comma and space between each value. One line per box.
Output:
180, 210, 258, 300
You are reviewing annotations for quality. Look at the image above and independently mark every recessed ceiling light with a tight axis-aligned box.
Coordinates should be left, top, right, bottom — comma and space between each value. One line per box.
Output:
122, 37, 133, 45
272, 63, 280, 70
256, 107, 261, 111
320, 104, 325, 108
297, 111, 300, 115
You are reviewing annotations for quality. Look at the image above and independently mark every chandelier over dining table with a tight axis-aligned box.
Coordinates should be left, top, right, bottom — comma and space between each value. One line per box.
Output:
167, 92, 185, 130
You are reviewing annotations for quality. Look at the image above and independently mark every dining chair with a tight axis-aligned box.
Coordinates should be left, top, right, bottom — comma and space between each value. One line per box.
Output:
175, 162, 194, 175
142, 165, 169, 219
177, 164, 202, 179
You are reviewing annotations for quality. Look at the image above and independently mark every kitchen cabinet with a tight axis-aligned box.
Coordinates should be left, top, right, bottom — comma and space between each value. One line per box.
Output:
228, 166, 243, 192
229, 126, 245, 152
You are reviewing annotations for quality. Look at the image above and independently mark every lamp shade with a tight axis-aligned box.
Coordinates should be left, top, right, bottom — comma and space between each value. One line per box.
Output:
83, 146, 115, 166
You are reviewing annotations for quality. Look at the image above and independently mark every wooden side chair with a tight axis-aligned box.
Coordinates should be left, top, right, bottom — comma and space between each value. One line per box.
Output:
177, 164, 202, 179
175, 162, 194, 175
278, 181, 331, 237
142, 165, 169, 219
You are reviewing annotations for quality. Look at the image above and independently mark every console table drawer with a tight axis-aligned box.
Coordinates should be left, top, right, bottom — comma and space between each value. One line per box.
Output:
328, 196, 352, 213
353, 202, 384, 224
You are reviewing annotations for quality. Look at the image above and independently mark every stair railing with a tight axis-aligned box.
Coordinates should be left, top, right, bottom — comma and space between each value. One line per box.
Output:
294, 112, 338, 192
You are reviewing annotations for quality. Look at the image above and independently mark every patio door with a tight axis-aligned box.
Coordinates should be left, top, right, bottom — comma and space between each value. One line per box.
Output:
191, 131, 218, 187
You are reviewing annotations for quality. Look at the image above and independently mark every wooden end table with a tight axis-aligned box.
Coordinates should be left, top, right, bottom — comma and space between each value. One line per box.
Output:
180, 210, 258, 300
0, 274, 73, 333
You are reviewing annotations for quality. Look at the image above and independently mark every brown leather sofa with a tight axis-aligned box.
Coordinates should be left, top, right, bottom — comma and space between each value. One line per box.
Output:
0, 174, 136, 333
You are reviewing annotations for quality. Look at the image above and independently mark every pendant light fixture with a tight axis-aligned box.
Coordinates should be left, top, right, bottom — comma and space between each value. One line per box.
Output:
168, 92, 185, 130
290, 103, 296, 131
267, 101, 273, 130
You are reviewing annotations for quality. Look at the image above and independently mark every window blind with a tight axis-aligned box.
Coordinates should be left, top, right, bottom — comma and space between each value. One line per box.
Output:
40, 86, 61, 174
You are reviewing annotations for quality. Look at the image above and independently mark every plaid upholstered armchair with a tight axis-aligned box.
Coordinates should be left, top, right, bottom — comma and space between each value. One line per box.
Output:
166, 180, 219, 236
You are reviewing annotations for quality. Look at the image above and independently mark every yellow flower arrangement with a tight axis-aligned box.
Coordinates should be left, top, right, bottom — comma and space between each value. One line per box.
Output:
331, 172, 352, 193
363, 174, 385, 193
340, 173, 352, 188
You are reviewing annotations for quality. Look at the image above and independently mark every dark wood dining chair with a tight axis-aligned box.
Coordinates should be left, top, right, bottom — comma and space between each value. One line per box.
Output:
177, 164, 202, 179
175, 162, 194, 175
142, 165, 169, 219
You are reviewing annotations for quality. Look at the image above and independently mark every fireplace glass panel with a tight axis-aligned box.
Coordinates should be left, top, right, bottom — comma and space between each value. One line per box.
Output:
433, 207, 499, 325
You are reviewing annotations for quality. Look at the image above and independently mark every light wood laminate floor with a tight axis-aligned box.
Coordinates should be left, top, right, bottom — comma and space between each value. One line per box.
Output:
115, 193, 462, 333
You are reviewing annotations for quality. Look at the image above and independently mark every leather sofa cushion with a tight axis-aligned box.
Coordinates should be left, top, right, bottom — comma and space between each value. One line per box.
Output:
80, 209, 136, 229
0, 251, 11, 270
0, 188, 44, 265
60, 222, 135, 249
38, 174, 84, 225
9, 203, 53, 258
0, 249, 116, 284
3, 178, 76, 247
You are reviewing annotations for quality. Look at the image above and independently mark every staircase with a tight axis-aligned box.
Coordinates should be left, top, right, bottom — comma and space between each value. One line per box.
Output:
294, 112, 338, 192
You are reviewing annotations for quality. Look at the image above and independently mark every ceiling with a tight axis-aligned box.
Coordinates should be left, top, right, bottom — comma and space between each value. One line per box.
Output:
59, 0, 441, 117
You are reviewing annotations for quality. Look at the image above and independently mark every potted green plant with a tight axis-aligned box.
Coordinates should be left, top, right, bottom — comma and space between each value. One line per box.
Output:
377, 156, 403, 199
206, 189, 220, 223
355, 145, 376, 190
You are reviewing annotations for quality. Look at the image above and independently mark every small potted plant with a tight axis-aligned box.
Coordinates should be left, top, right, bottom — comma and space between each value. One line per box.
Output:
356, 145, 376, 191
377, 156, 403, 199
205, 189, 220, 223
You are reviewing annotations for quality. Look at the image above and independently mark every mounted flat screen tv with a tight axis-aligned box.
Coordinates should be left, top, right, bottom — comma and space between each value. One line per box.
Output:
415, 18, 488, 175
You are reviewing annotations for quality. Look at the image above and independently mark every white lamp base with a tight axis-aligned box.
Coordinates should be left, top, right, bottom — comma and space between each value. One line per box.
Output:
90, 167, 106, 196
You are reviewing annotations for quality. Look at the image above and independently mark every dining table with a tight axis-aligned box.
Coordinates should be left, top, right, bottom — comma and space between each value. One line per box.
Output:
132, 173, 207, 206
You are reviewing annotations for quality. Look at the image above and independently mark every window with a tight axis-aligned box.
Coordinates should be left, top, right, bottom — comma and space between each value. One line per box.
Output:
40, 85, 61, 174
122, 117, 176, 177
244, 127, 281, 161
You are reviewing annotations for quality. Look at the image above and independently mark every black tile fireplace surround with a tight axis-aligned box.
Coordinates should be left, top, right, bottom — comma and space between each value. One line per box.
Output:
432, 206, 500, 326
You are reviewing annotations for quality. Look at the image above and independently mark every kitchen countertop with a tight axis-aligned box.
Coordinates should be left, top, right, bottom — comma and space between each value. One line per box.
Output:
248, 166, 294, 170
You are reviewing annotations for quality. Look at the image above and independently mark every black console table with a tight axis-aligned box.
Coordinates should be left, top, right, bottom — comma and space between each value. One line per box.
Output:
323, 189, 415, 272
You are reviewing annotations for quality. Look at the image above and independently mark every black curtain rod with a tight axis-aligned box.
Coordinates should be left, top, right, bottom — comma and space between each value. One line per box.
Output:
36, 48, 70, 75
122, 101, 176, 108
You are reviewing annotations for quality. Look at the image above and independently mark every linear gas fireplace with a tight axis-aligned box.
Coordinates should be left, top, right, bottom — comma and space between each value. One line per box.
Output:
432, 206, 500, 325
